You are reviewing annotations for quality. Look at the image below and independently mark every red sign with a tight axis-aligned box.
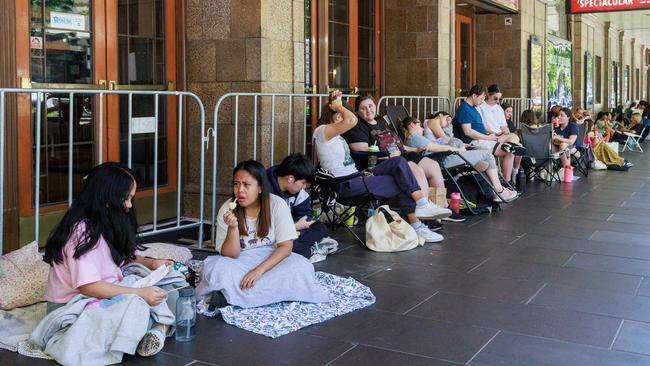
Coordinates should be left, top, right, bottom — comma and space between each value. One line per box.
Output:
568, 0, 650, 13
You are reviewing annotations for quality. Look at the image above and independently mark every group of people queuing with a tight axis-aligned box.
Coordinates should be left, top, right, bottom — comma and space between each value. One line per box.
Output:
30, 85, 649, 363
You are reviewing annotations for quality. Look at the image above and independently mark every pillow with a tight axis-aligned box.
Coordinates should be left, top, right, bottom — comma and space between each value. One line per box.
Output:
0, 242, 50, 310
138, 243, 192, 264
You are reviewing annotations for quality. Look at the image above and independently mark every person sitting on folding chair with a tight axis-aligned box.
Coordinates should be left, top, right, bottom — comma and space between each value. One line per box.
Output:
552, 108, 580, 167
343, 95, 453, 219
401, 117, 518, 203
313, 90, 449, 243
454, 84, 525, 184
267, 153, 338, 264
423, 111, 465, 148
478, 85, 524, 182
586, 119, 632, 169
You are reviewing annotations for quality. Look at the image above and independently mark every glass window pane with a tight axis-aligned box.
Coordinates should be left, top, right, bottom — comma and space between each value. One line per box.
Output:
329, 22, 348, 56
45, 0, 91, 32
128, 0, 155, 37
44, 30, 92, 84
118, 0, 128, 35
156, 0, 165, 37
329, 0, 348, 23
329, 57, 349, 89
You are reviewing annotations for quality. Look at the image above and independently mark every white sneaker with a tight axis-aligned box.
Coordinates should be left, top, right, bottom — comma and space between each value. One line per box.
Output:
312, 237, 339, 256
414, 201, 452, 219
493, 188, 518, 202
309, 253, 327, 264
415, 225, 444, 243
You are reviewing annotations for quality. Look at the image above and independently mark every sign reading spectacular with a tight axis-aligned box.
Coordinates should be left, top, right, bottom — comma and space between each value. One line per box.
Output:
568, 0, 650, 13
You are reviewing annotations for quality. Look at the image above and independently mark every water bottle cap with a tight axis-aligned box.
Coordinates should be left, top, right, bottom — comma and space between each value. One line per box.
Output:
179, 287, 195, 297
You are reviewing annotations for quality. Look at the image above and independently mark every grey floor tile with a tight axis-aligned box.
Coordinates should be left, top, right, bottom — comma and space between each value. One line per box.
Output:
472, 258, 642, 294
590, 230, 650, 246
613, 320, 650, 356
313, 253, 394, 279
162, 316, 354, 366
407, 292, 621, 348
608, 213, 650, 225
492, 246, 575, 266
0, 350, 56, 365
566, 253, 650, 276
530, 284, 650, 322
470, 331, 650, 366
522, 233, 650, 261
337, 245, 488, 273
366, 264, 544, 303
636, 278, 650, 297
307, 309, 497, 364
122, 352, 197, 365
361, 279, 438, 314
329, 345, 458, 366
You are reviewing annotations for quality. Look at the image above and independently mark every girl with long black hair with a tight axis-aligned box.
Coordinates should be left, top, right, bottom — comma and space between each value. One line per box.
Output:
44, 162, 176, 357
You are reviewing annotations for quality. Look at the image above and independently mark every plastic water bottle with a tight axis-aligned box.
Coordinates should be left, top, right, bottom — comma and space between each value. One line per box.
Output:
175, 287, 196, 342
450, 192, 461, 214
517, 169, 526, 193
563, 165, 573, 183
368, 144, 379, 168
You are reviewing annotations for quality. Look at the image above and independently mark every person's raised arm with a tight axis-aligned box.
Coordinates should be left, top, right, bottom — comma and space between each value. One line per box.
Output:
427, 119, 450, 142
219, 210, 241, 258
323, 90, 358, 140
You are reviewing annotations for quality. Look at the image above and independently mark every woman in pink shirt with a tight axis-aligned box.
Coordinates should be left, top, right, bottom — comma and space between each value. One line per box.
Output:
43, 162, 174, 357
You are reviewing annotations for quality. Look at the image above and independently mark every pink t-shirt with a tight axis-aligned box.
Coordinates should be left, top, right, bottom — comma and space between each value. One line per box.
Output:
44, 222, 124, 303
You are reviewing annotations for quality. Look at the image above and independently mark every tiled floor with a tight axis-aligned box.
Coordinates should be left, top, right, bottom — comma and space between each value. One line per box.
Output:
4, 149, 650, 365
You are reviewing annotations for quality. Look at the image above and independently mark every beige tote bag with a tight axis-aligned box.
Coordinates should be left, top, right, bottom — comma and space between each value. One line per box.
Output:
365, 206, 424, 252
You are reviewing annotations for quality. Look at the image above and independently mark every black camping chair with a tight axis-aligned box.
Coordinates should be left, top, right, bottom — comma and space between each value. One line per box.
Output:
519, 124, 562, 185
310, 168, 381, 245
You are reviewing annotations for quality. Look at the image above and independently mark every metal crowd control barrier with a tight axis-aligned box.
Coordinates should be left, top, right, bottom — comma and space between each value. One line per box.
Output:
377, 96, 452, 120
209, 92, 356, 246
501, 97, 534, 130
0, 88, 207, 253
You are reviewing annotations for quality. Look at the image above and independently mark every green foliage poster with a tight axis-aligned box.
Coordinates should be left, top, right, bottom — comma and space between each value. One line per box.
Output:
547, 35, 572, 111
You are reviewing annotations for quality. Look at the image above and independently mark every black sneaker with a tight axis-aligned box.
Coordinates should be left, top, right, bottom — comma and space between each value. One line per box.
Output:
422, 219, 443, 231
442, 212, 467, 223
501, 142, 527, 156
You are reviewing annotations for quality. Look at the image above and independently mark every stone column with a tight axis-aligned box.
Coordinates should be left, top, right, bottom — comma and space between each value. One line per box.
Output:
383, 0, 454, 99
183, 0, 306, 218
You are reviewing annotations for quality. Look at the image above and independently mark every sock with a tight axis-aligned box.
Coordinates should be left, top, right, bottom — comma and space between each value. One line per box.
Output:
416, 198, 429, 207
411, 221, 423, 230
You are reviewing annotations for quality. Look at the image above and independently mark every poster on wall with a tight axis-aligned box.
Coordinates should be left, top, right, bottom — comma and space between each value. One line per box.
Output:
584, 51, 594, 111
567, 0, 650, 14
529, 36, 544, 120
624, 66, 630, 103
547, 35, 572, 111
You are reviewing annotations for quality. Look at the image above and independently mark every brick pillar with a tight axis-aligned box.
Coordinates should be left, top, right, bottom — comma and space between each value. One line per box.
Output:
383, 0, 454, 99
183, 0, 305, 218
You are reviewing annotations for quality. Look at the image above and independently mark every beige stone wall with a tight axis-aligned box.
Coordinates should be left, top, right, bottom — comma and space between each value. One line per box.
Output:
474, 0, 546, 99
184, 0, 306, 219
383, 0, 455, 99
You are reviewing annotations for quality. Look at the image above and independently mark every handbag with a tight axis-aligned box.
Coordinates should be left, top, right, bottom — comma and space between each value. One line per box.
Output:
365, 206, 424, 252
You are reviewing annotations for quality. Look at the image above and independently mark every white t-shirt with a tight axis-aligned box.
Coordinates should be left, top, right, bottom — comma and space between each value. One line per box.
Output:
214, 194, 298, 253
478, 103, 507, 134
313, 125, 358, 177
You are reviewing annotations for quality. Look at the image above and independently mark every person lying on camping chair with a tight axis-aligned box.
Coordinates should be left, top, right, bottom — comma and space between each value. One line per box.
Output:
401, 117, 517, 203
312, 89, 449, 243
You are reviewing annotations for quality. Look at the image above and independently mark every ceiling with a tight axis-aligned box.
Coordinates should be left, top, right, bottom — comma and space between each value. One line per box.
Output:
595, 10, 650, 46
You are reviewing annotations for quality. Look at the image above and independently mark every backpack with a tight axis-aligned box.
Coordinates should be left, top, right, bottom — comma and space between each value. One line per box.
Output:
365, 206, 424, 252
446, 173, 498, 215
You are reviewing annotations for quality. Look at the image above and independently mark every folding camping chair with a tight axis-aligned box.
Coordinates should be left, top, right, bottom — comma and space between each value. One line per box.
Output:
520, 124, 562, 185
571, 121, 590, 177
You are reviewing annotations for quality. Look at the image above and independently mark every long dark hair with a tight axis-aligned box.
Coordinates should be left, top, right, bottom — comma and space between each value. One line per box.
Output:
232, 160, 272, 238
44, 162, 141, 266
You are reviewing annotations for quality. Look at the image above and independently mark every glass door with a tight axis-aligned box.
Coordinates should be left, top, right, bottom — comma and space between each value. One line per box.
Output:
20, 0, 177, 216
455, 14, 475, 98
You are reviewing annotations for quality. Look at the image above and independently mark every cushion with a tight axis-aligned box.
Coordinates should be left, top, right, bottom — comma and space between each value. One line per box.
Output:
138, 243, 192, 264
0, 242, 50, 310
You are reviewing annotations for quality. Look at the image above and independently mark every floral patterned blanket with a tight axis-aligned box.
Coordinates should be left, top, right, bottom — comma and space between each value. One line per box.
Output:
200, 272, 375, 338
